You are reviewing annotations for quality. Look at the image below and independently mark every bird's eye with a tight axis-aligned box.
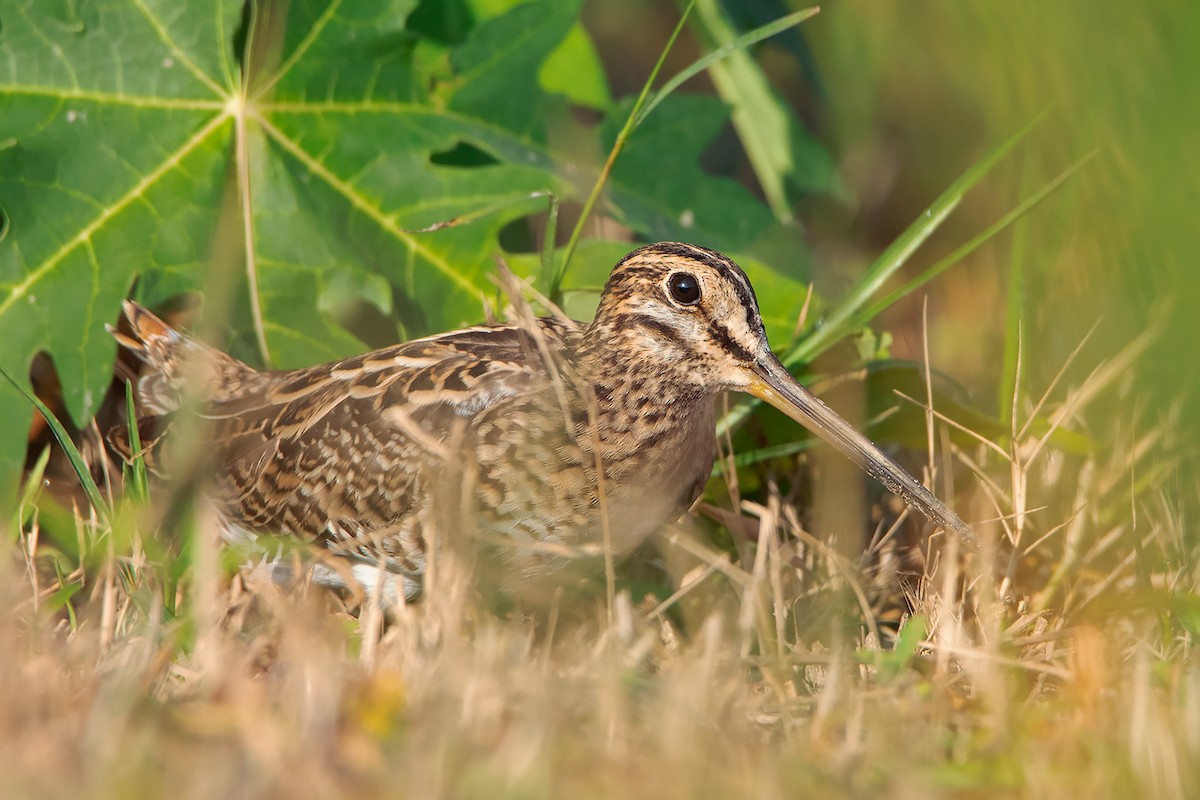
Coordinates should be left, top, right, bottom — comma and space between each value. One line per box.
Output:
667, 272, 701, 306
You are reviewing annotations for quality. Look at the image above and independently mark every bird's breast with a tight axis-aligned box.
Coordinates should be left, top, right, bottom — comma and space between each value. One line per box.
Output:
466, 385, 717, 565
577, 395, 718, 555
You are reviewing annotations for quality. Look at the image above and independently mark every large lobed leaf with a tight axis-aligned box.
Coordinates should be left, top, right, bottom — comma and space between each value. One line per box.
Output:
0, 0, 814, 498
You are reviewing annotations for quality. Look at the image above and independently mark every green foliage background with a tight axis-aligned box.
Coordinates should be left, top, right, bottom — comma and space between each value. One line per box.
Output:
0, 0, 822, 499
1, 0, 1195, 510
811, 2, 1199, 442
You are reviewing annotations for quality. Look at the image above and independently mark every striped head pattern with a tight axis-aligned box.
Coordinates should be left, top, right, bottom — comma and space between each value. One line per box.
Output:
586, 242, 771, 395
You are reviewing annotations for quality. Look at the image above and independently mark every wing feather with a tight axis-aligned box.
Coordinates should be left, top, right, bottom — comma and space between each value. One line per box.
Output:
209, 319, 579, 541
111, 303, 583, 558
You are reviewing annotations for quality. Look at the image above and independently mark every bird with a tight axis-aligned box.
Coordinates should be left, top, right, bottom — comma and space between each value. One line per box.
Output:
110, 241, 973, 603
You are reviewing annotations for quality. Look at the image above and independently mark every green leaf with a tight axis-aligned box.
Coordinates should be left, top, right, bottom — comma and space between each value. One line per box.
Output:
448, 0, 578, 135
539, 23, 611, 110
0, 0, 589, 495
0, 0, 795, 499
857, 615, 927, 682
887, 614, 928, 676
553, 1, 818, 294
686, 1, 830, 219
634, 5, 819, 128
603, 93, 775, 251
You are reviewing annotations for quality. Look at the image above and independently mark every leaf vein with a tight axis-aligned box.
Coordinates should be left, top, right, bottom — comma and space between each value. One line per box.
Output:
254, 113, 480, 297
250, 0, 344, 101
13, 2, 79, 91
0, 86, 225, 110
0, 112, 231, 319
131, 0, 227, 97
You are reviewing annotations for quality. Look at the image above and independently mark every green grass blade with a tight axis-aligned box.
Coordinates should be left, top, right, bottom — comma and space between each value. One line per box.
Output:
123, 379, 150, 503
552, 2, 695, 299
782, 110, 1049, 369
716, 113, 1048, 437
49, 558, 81, 627
12, 445, 51, 533
1000, 163, 1037, 423
554, 4, 818, 295
634, 5, 820, 128
0, 366, 110, 522
666, 2, 820, 222
857, 614, 927, 680
711, 439, 814, 476
843, 152, 1097, 337
885, 614, 928, 679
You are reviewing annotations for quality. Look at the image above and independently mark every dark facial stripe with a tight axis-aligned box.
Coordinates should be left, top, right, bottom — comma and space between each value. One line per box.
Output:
714, 258, 761, 334
709, 321, 755, 363
730, 271, 760, 333
624, 313, 689, 351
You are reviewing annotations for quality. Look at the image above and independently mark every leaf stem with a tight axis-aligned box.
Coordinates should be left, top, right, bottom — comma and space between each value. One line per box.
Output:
552, 1, 696, 300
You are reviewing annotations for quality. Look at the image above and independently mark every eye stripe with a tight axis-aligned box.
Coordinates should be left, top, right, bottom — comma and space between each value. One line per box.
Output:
624, 313, 689, 350
609, 242, 766, 353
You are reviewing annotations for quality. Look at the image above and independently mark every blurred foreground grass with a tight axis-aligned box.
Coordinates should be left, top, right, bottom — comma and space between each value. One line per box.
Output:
3, 403, 1197, 799
4, 1, 1200, 798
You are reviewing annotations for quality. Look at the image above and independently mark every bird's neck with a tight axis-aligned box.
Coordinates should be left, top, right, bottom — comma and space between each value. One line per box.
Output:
574, 316, 705, 410
569, 318, 713, 469
551, 316, 718, 536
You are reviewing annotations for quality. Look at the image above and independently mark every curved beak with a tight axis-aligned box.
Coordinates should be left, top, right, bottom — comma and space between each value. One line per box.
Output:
746, 354, 976, 549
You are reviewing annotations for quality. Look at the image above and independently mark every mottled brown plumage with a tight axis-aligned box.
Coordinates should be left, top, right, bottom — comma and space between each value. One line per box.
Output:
112, 242, 973, 601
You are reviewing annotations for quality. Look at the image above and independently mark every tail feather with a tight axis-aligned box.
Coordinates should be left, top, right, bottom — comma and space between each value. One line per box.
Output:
111, 300, 178, 354
109, 301, 258, 415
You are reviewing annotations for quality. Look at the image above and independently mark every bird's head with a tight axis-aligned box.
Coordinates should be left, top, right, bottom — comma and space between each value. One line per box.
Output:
587, 241, 976, 547
588, 241, 774, 395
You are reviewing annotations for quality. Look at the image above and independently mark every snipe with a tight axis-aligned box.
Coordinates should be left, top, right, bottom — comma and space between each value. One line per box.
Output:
112, 242, 973, 602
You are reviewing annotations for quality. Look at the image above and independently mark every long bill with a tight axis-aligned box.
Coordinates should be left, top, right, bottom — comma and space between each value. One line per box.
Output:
746, 354, 977, 550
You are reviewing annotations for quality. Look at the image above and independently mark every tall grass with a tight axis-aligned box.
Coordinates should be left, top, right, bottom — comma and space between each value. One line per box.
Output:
3, 328, 1196, 799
